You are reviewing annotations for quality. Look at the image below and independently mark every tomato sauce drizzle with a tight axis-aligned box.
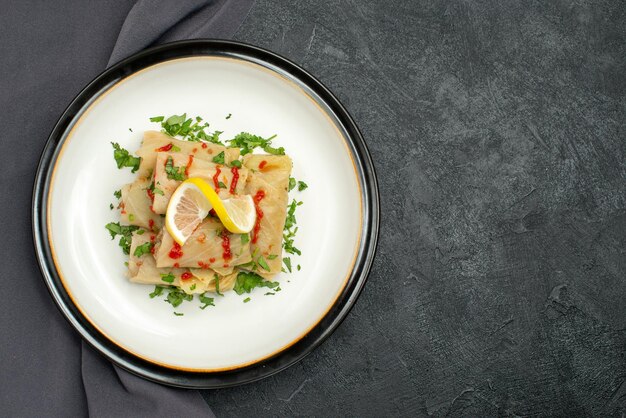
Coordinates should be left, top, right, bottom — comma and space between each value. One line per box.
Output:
229, 167, 239, 194
181, 272, 192, 281
201, 143, 208, 149
185, 154, 194, 177
221, 231, 232, 261
258, 160, 267, 170
213, 166, 222, 191
168, 242, 183, 259
155, 143, 173, 152
252, 190, 266, 244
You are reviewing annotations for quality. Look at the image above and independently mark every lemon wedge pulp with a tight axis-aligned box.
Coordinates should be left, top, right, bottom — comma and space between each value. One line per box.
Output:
165, 178, 256, 245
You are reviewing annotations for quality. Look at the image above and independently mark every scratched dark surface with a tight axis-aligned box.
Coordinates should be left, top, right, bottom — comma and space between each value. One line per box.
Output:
201, 0, 626, 416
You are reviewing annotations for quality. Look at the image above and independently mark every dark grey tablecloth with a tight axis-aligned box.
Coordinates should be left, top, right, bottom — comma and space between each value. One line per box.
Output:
0, 1, 253, 416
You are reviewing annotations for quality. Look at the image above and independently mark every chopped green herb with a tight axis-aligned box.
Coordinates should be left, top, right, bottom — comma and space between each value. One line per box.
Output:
153, 187, 164, 196
283, 257, 292, 273
111, 142, 141, 173
113, 189, 122, 199
166, 287, 193, 307
257, 256, 270, 271
173, 312, 184, 316
214, 274, 223, 296
128, 128, 133, 132
171, 145, 181, 152
150, 116, 164, 122
136, 229, 145, 235
241, 234, 250, 245
128, 213, 135, 222
227, 132, 283, 156
297, 264, 301, 271
264, 292, 275, 296
149, 286, 164, 298
283, 199, 302, 255
160, 273, 175, 284
190, 283, 197, 291
153, 113, 225, 144
133, 242, 152, 257
226, 113, 232, 119
298, 181, 308, 191
233, 271, 279, 295
268, 254, 278, 260
218, 181, 226, 189
109, 203, 114, 210
199, 292, 215, 309
230, 160, 242, 168
243, 297, 251, 303
164, 156, 186, 181
105, 222, 139, 255
288, 177, 296, 191
212, 151, 225, 164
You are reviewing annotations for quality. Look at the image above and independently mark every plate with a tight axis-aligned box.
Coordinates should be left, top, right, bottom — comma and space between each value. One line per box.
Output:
32, 40, 379, 388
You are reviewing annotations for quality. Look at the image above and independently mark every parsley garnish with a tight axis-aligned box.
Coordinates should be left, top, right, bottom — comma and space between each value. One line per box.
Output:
133, 242, 152, 257
283, 257, 292, 273
268, 254, 278, 260
160, 273, 175, 284
227, 132, 284, 156
218, 181, 226, 189
297, 264, 301, 271
199, 292, 215, 309
151, 113, 224, 145
298, 181, 308, 191
233, 272, 279, 295
113, 189, 122, 199
230, 160, 242, 168
149, 286, 164, 298
166, 287, 192, 307
105, 222, 139, 255
111, 142, 141, 173
128, 213, 135, 222
283, 199, 302, 255
243, 297, 251, 303
212, 151, 225, 164
264, 292, 275, 296
226, 113, 232, 119
173, 312, 184, 316
257, 256, 270, 271
109, 203, 114, 210
241, 234, 250, 245
190, 283, 196, 291
288, 177, 296, 191
214, 274, 223, 296
164, 156, 186, 181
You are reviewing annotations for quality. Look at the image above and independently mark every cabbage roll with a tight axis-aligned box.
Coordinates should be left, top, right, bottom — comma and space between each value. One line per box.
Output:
120, 178, 163, 230
151, 152, 249, 214
136, 131, 239, 178
128, 232, 233, 295
153, 217, 252, 269
242, 154, 292, 279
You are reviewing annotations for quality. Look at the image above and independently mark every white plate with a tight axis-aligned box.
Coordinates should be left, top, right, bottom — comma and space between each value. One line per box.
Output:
34, 40, 378, 387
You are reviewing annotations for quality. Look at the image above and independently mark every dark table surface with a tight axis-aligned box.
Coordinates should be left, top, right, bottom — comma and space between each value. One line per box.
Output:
4, 0, 624, 416
204, 0, 626, 416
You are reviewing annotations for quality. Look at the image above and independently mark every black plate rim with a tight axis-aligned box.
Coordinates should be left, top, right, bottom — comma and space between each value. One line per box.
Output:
32, 39, 380, 389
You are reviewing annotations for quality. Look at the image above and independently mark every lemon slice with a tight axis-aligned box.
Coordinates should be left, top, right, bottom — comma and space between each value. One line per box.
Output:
166, 178, 256, 245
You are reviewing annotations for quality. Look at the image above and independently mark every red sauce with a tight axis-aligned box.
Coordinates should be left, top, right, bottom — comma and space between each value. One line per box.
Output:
181, 272, 192, 281
146, 188, 155, 201
168, 242, 183, 259
155, 143, 173, 152
173, 262, 179, 268
150, 234, 156, 255
229, 167, 239, 194
259, 160, 267, 170
197, 261, 210, 269
201, 143, 208, 149
221, 232, 232, 261
223, 264, 229, 268
209, 257, 216, 263
192, 148, 198, 153
252, 190, 265, 244
148, 219, 155, 230
213, 166, 222, 191
185, 154, 194, 177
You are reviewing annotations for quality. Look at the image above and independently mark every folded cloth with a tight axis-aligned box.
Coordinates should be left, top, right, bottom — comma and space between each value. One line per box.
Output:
0, 0, 253, 416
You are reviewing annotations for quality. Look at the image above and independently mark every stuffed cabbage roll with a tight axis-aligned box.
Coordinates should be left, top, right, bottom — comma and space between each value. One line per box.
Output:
120, 178, 163, 230
136, 131, 239, 178
151, 152, 249, 214
243, 154, 292, 279
153, 217, 252, 269
128, 232, 233, 295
